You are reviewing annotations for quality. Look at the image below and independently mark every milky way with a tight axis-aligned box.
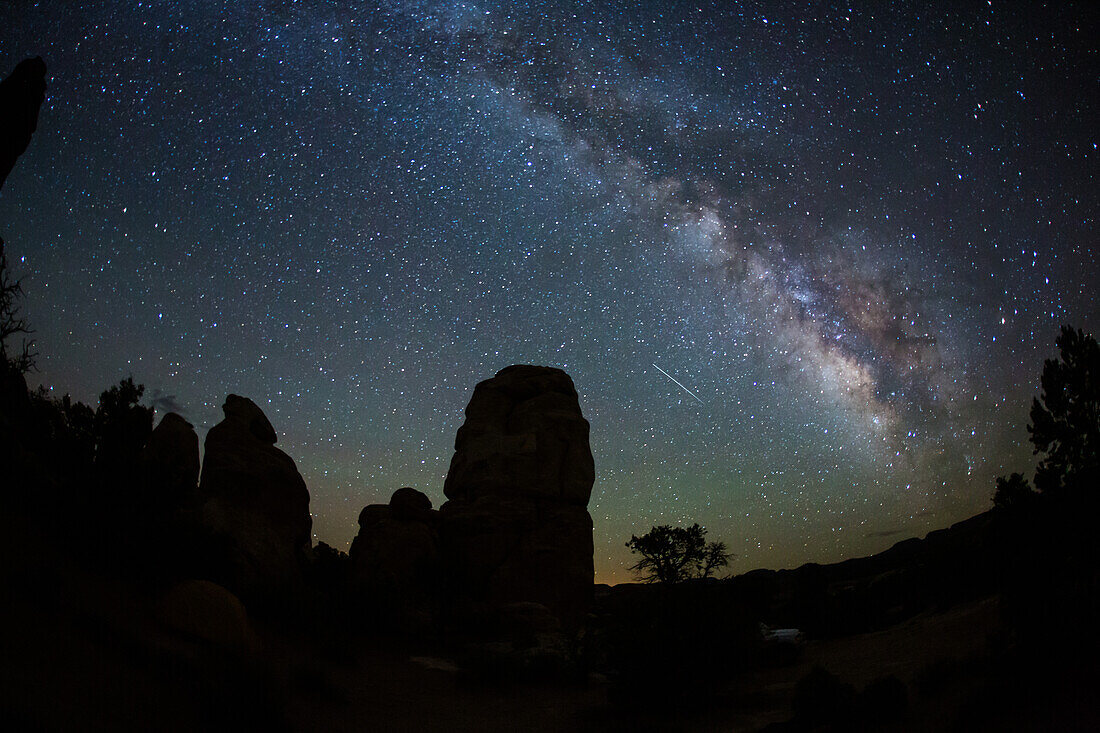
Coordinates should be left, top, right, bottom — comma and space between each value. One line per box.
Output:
1, 1, 1096, 581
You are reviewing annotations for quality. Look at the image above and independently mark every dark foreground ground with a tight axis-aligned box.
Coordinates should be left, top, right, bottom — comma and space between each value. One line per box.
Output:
4, 505, 1097, 733
284, 595, 1095, 732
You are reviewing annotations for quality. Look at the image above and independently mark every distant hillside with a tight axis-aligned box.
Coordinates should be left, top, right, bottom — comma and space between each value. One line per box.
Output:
601, 510, 1004, 640
726, 511, 1002, 637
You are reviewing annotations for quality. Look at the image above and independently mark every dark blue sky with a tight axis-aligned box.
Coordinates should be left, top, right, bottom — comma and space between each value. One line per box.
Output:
2, 1, 1096, 582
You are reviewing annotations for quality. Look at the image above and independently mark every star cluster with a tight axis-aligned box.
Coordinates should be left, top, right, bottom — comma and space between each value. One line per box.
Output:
1, 1, 1096, 582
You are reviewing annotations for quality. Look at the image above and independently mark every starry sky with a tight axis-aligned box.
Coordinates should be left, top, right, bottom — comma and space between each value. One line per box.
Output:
1, 1, 1097, 583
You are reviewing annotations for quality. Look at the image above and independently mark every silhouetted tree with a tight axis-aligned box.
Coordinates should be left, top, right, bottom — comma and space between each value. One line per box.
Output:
93, 376, 153, 493
993, 472, 1037, 512
996, 326, 1100, 665
700, 539, 732, 579
0, 239, 35, 373
626, 524, 732, 583
29, 387, 96, 480
1028, 325, 1099, 502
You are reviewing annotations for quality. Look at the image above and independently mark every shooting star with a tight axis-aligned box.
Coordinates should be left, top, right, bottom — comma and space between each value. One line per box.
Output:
652, 363, 705, 405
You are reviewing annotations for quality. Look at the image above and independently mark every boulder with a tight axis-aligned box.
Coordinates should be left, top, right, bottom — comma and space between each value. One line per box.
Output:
221, 393, 277, 444
440, 366, 595, 629
350, 509, 438, 593
499, 601, 562, 637
158, 579, 260, 652
141, 412, 199, 501
348, 488, 439, 632
0, 56, 47, 190
197, 395, 311, 598
356, 503, 391, 531
390, 486, 434, 521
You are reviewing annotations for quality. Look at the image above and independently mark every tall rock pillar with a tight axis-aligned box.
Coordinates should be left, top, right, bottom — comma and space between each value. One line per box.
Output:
440, 365, 594, 628
197, 395, 311, 599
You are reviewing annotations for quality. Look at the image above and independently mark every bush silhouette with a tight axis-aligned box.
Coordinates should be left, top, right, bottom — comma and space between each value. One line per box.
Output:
1029, 325, 1100, 502
995, 325, 1100, 511
993, 326, 1100, 666
992, 472, 1037, 513
626, 523, 732, 583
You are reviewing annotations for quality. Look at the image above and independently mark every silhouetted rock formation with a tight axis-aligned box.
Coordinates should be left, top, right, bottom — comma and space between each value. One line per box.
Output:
0, 362, 33, 488
440, 365, 594, 629
141, 412, 199, 503
197, 395, 311, 599
157, 579, 260, 653
0, 57, 46, 191
349, 487, 439, 631
389, 485, 433, 520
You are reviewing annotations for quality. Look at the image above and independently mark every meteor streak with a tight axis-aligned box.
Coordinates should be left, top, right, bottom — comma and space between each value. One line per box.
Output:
652, 363, 705, 405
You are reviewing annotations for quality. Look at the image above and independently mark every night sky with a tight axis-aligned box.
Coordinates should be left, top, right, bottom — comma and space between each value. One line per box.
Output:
1, 1, 1096, 583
